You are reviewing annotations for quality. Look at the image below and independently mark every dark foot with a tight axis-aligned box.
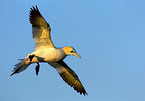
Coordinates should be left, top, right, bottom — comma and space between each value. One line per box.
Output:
35, 62, 40, 76
29, 54, 35, 62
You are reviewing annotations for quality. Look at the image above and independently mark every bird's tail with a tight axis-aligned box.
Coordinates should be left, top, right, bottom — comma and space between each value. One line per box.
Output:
10, 58, 30, 76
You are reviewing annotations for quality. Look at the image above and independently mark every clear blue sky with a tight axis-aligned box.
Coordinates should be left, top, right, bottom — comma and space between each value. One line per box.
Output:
1, 0, 145, 101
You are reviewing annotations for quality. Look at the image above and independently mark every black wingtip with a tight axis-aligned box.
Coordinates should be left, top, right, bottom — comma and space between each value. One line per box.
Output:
29, 5, 46, 27
36, 5, 38, 10
30, 5, 39, 15
29, 5, 40, 22
82, 91, 88, 96
31, 5, 38, 11
76, 87, 88, 96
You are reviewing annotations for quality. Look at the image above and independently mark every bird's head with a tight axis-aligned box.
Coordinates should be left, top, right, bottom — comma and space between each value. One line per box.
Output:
63, 46, 81, 58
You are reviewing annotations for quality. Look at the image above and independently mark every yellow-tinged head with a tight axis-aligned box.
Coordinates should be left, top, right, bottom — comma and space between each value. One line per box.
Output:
63, 46, 81, 58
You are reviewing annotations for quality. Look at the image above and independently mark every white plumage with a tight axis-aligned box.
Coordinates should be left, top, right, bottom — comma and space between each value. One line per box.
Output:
11, 6, 87, 96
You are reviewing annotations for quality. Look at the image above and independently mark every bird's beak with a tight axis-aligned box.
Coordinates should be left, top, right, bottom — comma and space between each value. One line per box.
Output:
72, 52, 81, 58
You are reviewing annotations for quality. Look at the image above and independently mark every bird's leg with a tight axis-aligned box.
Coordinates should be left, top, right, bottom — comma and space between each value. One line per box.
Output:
29, 54, 35, 62
35, 62, 40, 76
28, 54, 40, 75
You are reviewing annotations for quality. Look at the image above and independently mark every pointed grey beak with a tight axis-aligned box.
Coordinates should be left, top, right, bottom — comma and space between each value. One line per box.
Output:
72, 52, 81, 58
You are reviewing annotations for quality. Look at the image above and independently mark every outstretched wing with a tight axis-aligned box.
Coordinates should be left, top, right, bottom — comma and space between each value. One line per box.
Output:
29, 6, 54, 50
49, 61, 88, 96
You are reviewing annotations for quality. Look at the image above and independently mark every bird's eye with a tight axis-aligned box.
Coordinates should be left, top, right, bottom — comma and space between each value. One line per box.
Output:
70, 50, 75, 53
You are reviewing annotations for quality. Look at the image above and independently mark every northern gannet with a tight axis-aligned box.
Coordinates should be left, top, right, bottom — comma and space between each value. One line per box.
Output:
11, 6, 87, 96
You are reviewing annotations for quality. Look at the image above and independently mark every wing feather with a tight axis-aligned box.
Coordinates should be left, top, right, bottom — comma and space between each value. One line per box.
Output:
29, 6, 54, 50
49, 61, 88, 96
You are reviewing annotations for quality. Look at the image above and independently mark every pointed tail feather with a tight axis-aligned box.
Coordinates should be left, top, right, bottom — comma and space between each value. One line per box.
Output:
10, 58, 30, 76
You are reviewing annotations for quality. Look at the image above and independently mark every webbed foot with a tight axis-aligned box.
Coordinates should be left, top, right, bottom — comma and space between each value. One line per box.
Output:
35, 62, 40, 76
29, 54, 35, 62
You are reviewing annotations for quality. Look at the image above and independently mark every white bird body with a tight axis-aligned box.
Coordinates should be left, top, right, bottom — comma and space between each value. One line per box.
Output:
28, 48, 66, 63
11, 6, 87, 96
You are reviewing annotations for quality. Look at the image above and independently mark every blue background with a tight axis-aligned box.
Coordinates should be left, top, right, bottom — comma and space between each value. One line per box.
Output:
1, 0, 145, 101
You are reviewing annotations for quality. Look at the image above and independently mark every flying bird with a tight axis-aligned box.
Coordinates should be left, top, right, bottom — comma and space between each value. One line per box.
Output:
11, 6, 87, 95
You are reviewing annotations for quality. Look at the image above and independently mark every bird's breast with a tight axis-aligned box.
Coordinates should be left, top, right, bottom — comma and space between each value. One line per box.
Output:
31, 48, 66, 63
